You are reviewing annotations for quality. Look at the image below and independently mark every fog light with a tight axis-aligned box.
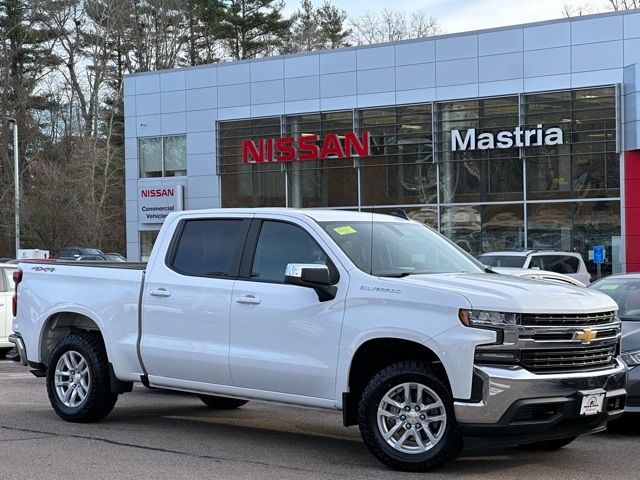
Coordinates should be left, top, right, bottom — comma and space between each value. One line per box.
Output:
474, 350, 520, 364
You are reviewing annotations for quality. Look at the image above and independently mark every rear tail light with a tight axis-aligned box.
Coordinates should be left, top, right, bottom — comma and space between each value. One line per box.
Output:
12, 269, 23, 317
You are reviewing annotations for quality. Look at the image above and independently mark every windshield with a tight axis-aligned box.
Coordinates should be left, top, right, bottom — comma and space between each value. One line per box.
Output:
320, 220, 485, 276
591, 278, 640, 321
479, 255, 526, 268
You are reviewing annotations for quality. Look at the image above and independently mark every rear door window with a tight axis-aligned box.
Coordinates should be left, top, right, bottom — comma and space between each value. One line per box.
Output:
170, 219, 248, 278
540, 255, 578, 274
479, 255, 526, 268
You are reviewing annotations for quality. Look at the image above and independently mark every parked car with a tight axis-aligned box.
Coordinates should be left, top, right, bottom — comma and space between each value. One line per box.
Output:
589, 274, 640, 414
491, 267, 586, 287
75, 253, 126, 262
0, 263, 17, 349
104, 253, 127, 262
9, 209, 626, 471
479, 250, 591, 285
76, 255, 108, 262
57, 247, 104, 260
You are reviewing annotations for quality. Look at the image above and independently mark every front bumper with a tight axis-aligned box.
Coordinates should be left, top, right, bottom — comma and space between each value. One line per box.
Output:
625, 365, 640, 412
7, 333, 28, 366
455, 360, 627, 444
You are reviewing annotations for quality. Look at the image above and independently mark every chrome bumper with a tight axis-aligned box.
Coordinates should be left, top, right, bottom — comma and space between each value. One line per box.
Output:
8, 334, 28, 366
455, 359, 628, 425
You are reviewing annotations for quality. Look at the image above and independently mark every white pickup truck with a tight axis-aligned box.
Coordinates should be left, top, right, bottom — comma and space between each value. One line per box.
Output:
9, 209, 627, 471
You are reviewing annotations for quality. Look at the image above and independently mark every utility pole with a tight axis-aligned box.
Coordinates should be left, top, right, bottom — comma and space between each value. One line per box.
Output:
2, 117, 20, 257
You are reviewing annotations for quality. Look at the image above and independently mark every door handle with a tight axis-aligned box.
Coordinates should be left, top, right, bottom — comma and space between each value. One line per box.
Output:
236, 295, 261, 305
149, 288, 172, 298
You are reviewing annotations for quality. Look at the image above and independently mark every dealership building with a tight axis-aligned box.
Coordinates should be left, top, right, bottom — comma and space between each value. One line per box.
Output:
123, 9, 640, 276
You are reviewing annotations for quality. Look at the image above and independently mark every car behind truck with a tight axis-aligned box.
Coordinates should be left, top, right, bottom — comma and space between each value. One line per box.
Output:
9, 208, 627, 471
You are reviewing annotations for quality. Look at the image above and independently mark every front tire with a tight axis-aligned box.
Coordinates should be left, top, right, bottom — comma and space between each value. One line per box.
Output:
46, 332, 118, 423
358, 361, 462, 471
199, 394, 248, 409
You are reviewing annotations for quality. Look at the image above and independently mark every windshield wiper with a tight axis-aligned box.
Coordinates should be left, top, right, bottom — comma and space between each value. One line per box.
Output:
377, 272, 414, 278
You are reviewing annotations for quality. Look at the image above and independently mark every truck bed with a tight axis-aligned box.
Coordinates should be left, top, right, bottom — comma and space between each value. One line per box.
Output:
15, 260, 146, 380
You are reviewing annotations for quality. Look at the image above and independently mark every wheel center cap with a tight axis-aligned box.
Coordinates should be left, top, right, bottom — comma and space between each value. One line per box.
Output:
407, 410, 420, 423
73, 374, 81, 383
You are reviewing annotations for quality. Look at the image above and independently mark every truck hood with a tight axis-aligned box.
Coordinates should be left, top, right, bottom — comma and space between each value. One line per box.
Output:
385, 272, 617, 313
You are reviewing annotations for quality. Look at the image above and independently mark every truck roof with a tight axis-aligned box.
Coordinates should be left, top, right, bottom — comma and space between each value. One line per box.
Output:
174, 208, 409, 223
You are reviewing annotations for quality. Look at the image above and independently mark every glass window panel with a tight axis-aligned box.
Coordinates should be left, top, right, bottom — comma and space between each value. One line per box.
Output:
482, 204, 525, 253
440, 205, 482, 256
220, 166, 285, 208
140, 230, 159, 262
363, 207, 438, 229
440, 159, 523, 203
573, 200, 621, 277
163, 136, 187, 177
527, 153, 619, 200
361, 162, 437, 206
139, 137, 163, 178
527, 203, 573, 251
287, 163, 357, 208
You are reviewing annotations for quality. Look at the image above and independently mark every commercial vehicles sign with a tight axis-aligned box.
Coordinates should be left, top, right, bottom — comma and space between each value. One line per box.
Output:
451, 124, 564, 151
242, 131, 370, 164
138, 182, 184, 224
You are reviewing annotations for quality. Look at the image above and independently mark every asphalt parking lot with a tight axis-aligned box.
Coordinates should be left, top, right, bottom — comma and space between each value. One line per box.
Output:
1, 357, 638, 480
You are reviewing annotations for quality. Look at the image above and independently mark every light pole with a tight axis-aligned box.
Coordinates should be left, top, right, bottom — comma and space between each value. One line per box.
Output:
2, 117, 19, 257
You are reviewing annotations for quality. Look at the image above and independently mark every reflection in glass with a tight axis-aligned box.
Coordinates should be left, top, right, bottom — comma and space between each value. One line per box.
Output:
440, 206, 481, 256
139, 137, 162, 178
363, 207, 438, 229
164, 135, 187, 177
140, 230, 159, 262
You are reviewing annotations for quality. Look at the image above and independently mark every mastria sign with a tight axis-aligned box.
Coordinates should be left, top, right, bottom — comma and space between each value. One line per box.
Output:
452, 124, 563, 151
242, 132, 370, 163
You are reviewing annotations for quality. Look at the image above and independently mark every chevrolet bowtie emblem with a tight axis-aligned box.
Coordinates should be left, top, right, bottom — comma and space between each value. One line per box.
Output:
575, 329, 597, 344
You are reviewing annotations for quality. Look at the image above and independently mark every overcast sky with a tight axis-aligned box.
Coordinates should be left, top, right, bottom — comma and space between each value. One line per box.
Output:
283, 0, 612, 34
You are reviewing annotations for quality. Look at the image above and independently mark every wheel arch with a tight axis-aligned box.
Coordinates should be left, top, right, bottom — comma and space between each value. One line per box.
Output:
342, 337, 450, 427
39, 311, 104, 367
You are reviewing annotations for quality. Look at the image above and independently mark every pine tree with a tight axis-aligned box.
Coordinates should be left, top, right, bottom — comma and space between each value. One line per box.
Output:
316, 1, 350, 49
282, 0, 349, 54
218, 0, 291, 60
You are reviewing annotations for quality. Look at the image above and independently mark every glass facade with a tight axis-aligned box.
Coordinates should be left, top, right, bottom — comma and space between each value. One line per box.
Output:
217, 86, 622, 277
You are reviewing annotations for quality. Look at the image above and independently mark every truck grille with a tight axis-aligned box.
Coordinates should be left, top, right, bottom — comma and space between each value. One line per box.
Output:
520, 311, 615, 327
521, 344, 617, 373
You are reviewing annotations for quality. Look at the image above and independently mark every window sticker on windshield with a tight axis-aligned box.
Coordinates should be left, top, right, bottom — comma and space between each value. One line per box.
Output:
599, 284, 619, 290
334, 226, 357, 235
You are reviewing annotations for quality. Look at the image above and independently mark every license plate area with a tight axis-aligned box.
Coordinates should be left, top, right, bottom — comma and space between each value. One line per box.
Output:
578, 389, 606, 416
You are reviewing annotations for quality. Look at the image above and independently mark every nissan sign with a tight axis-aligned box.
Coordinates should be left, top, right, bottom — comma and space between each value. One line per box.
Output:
242, 132, 370, 164
138, 183, 184, 224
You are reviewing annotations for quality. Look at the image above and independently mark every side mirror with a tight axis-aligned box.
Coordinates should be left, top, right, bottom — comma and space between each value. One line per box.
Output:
284, 263, 337, 302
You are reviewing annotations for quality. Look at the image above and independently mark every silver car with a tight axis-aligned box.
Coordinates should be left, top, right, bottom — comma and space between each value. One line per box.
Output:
590, 274, 640, 413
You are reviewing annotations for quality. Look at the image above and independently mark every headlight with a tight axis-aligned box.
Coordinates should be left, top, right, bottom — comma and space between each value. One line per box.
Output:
621, 350, 640, 368
459, 309, 520, 328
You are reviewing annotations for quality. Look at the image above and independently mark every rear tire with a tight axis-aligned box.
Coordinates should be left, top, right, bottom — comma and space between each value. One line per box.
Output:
519, 436, 577, 451
46, 332, 118, 423
199, 394, 248, 409
358, 361, 462, 471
